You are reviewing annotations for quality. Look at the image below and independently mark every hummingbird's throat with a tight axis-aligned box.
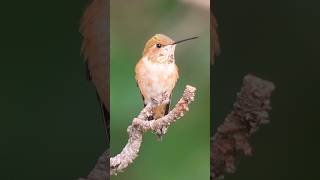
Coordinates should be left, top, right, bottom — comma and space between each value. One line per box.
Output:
152, 45, 175, 64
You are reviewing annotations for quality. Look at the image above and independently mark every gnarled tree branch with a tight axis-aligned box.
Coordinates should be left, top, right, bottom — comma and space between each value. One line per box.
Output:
211, 74, 275, 180
79, 85, 196, 179
110, 85, 196, 175
78, 151, 109, 180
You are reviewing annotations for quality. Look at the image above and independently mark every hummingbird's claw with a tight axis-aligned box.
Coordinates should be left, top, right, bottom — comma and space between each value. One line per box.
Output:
146, 111, 153, 118
161, 91, 170, 104
151, 91, 170, 105
151, 97, 159, 104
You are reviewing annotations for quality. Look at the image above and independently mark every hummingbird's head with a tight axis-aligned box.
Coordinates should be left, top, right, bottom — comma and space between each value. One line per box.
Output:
143, 34, 176, 64
142, 34, 199, 64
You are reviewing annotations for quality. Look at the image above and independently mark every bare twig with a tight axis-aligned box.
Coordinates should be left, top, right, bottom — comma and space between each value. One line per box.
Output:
110, 85, 196, 175
79, 86, 196, 179
211, 74, 275, 180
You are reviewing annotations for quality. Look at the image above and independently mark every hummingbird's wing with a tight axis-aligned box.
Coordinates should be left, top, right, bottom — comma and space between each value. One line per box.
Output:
80, 0, 109, 144
164, 100, 170, 115
136, 81, 146, 106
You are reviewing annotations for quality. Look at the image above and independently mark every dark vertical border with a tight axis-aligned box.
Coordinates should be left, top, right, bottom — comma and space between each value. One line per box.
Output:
210, 1, 216, 179
79, 0, 110, 179
210, 1, 214, 179
106, 0, 110, 179
106, 0, 110, 150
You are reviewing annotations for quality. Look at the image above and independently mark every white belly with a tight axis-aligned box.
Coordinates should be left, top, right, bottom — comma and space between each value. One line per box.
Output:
136, 58, 178, 104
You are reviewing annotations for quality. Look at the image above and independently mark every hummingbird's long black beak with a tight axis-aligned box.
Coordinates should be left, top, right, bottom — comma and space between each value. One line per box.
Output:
172, 36, 199, 45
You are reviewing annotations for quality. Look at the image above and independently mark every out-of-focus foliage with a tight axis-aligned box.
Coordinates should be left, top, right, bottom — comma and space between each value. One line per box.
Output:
110, 0, 210, 179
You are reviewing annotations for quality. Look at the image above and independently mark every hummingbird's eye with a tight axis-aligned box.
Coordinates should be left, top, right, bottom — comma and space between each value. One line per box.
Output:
156, 43, 162, 48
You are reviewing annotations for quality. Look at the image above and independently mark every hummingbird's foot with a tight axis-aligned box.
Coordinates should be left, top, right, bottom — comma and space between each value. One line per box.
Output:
151, 91, 170, 105
151, 97, 160, 105
160, 91, 170, 104
146, 111, 153, 120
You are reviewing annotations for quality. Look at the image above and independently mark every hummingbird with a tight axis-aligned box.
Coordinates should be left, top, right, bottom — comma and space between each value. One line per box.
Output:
135, 34, 198, 128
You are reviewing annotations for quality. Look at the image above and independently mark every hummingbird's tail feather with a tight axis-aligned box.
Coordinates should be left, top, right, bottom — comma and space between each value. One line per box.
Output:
96, 92, 110, 148
152, 104, 168, 120
153, 105, 165, 119
151, 103, 170, 141
164, 102, 170, 115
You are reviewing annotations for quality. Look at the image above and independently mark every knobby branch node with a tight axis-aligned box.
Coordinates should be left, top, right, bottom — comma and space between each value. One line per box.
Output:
110, 85, 197, 175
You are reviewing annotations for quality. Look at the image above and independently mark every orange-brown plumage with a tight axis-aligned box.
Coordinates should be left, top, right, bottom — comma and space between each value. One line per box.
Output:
135, 34, 198, 138
80, 0, 109, 141
135, 34, 179, 121
143, 34, 175, 55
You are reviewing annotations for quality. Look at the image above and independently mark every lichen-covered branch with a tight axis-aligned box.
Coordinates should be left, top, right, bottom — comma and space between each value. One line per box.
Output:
211, 74, 275, 180
110, 85, 196, 175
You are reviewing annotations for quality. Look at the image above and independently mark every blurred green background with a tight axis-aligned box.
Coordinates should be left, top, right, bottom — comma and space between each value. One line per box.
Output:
110, 0, 210, 180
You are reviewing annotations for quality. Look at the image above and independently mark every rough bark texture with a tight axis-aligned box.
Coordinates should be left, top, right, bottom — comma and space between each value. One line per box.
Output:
110, 85, 196, 175
211, 74, 275, 180
78, 86, 195, 179
78, 151, 109, 180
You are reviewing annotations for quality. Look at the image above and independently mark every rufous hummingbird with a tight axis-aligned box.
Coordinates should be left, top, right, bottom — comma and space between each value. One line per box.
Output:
135, 34, 198, 130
